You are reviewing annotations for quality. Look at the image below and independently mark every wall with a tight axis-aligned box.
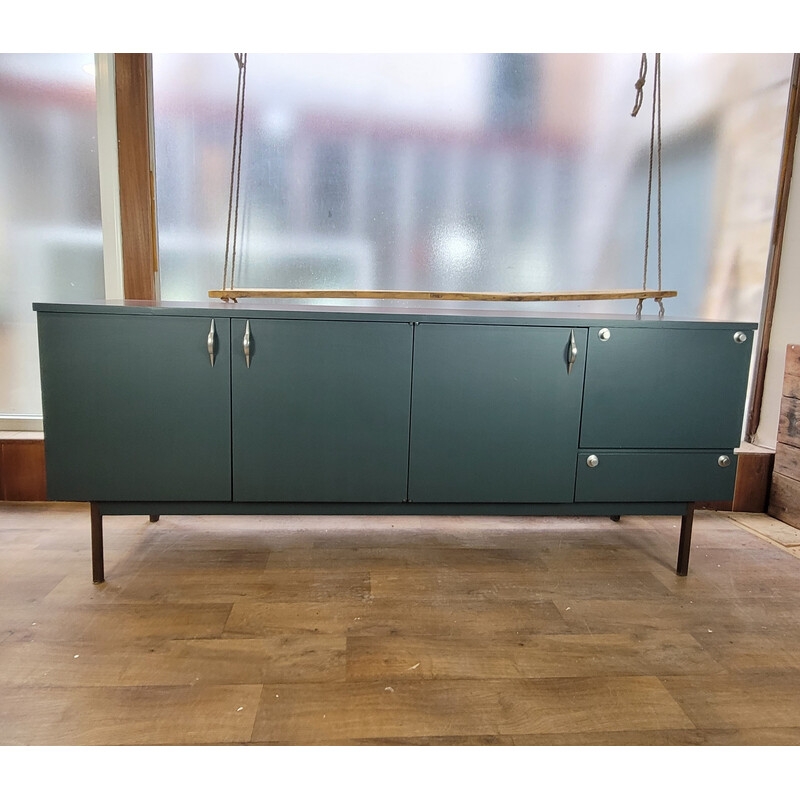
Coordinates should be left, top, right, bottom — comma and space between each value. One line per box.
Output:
755, 128, 800, 449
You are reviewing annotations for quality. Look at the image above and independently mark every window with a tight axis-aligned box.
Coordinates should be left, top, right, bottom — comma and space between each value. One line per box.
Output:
0, 54, 104, 422
152, 53, 792, 321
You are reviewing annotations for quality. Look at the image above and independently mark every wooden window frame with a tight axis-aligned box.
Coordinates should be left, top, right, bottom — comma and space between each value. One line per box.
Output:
115, 53, 158, 302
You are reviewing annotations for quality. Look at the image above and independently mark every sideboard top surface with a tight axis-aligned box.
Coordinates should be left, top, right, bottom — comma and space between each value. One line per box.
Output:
32, 299, 758, 330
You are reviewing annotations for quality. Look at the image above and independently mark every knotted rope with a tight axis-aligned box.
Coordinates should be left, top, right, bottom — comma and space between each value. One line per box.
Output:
631, 53, 647, 117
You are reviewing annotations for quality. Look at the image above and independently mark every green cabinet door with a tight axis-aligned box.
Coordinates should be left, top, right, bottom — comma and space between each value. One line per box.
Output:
409, 323, 587, 502
580, 326, 754, 449
231, 318, 413, 501
37, 312, 232, 501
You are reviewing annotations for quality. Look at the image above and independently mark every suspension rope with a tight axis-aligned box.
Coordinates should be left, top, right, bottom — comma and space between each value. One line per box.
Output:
633, 52, 664, 319
222, 53, 248, 298
229, 53, 247, 292
655, 53, 663, 317
222, 54, 242, 292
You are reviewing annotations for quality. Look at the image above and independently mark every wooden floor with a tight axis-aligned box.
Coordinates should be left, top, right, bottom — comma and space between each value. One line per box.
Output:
1, 503, 800, 745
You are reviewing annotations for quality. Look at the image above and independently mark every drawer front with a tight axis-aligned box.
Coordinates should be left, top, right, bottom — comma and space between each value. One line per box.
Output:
575, 450, 737, 502
580, 326, 754, 449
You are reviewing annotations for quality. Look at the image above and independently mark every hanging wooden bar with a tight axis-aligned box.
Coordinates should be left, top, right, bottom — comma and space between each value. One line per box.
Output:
208, 288, 678, 303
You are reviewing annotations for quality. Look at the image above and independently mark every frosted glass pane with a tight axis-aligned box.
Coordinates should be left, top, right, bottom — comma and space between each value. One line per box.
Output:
0, 54, 103, 418
153, 54, 792, 320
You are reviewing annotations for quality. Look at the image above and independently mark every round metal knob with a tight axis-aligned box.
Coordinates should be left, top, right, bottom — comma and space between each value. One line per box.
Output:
733, 331, 747, 343
718, 455, 731, 468
586, 454, 599, 468
598, 328, 611, 341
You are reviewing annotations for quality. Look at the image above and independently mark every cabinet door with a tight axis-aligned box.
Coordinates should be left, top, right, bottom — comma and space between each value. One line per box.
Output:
409, 323, 587, 502
37, 312, 232, 501
580, 326, 754, 449
232, 319, 413, 501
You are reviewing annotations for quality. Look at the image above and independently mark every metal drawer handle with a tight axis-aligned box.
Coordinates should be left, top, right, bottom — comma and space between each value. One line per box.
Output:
243, 320, 251, 368
718, 455, 731, 467
587, 455, 599, 468
733, 331, 747, 343
207, 319, 216, 367
567, 329, 578, 375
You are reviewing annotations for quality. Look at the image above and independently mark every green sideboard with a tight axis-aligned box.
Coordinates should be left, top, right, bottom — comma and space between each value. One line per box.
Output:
34, 301, 757, 582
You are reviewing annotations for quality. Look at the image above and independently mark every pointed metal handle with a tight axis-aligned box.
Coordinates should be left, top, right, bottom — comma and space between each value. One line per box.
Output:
243, 320, 251, 368
567, 329, 578, 374
207, 319, 216, 367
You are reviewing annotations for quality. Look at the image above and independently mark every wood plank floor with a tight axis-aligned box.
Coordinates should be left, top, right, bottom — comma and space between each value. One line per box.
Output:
1, 503, 800, 745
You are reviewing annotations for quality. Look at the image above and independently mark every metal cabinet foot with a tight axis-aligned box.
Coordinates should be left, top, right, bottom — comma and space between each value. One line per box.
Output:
90, 502, 104, 583
676, 503, 695, 576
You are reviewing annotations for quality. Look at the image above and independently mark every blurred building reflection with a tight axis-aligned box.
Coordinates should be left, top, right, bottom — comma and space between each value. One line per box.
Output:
152, 53, 793, 322
0, 54, 103, 417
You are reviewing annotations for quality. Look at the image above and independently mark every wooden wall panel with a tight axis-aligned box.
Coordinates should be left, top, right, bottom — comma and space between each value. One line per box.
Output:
769, 473, 800, 529
769, 344, 800, 528
777, 395, 800, 447
0, 441, 47, 501
784, 374, 800, 401
774, 444, 800, 482
115, 53, 157, 302
785, 343, 800, 377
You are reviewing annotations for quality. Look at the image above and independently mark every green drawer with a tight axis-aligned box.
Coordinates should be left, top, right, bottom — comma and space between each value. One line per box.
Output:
580, 326, 754, 449
575, 450, 737, 502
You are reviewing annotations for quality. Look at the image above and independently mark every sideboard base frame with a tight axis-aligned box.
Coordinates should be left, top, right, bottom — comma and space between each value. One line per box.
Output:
88, 501, 695, 584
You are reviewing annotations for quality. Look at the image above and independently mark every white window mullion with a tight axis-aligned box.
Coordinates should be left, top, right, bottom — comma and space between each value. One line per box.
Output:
94, 53, 124, 301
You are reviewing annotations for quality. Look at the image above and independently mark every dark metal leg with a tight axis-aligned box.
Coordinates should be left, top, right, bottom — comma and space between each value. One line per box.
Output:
676, 502, 695, 577
149, 515, 160, 523
610, 515, 621, 522
90, 502, 105, 584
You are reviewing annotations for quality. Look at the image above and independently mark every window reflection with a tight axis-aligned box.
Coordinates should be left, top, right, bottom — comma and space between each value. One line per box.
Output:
0, 54, 103, 417
153, 53, 792, 320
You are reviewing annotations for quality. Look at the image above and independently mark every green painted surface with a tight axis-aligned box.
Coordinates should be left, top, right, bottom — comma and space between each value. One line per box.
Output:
37, 312, 232, 501
580, 326, 754, 449
409, 323, 587, 502
35, 305, 756, 513
575, 450, 737, 502
231, 318, 413, 501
